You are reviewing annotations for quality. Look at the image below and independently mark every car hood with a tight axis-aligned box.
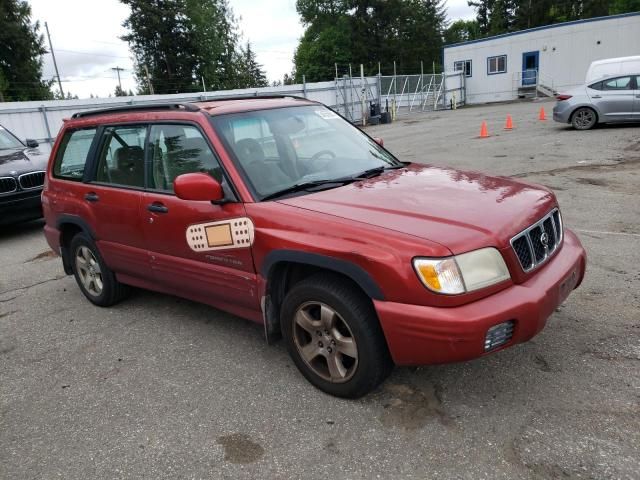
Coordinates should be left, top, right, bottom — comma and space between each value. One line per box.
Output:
278, 164, 556, 254
0, 147, 49, 175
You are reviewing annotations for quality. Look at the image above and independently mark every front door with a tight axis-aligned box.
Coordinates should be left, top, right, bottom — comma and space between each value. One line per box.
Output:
140, 123, 260, 318
522, 51, 539, 86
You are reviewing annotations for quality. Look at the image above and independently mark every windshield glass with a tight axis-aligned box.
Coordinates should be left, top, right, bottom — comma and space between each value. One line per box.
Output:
0, 126, 24, 150
210, 105, 400, 200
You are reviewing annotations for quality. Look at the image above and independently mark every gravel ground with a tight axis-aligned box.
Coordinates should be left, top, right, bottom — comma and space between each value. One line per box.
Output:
1, 99, 639, 479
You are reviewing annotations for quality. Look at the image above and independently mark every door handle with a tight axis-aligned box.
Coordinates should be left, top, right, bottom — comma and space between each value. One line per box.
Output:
591, 95, 602, 98
84, 192, 99, 202
147, 203, 169, 214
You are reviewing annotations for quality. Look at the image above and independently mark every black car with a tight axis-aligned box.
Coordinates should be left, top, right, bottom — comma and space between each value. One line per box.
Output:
0, 124, 50, 226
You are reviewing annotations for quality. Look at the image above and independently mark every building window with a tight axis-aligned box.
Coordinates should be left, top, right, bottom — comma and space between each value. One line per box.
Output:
454, 60, 472, 77
487, 55, 507, 75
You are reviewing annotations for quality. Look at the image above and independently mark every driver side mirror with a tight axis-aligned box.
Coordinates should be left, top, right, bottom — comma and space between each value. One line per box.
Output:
26, 139, 39, 148
373, 137, 384, 147
174, 173, 224, 202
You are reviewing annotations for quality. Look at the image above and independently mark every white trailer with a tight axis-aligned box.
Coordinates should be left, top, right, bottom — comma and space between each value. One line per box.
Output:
443, 12, 640, 104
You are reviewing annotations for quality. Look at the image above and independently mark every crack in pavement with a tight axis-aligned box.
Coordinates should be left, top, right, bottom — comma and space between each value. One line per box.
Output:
0, 275, 67, 297
512, 156, 640, 178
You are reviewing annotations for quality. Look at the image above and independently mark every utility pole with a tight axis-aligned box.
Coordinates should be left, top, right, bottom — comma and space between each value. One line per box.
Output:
112, 67, 124, 92
143, 64, 154, 95
45, 22, 64, 98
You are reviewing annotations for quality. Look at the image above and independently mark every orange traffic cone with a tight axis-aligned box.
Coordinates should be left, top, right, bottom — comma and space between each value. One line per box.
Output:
479, 121, 489, 138
504, 114, 514, 130
538, 106, 547, 121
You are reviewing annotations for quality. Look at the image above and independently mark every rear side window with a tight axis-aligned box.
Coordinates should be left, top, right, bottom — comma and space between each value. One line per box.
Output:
588, 81, 603, 91
53, 128, 97, 181
602, 76, 632, 90
95, 125, 147, 188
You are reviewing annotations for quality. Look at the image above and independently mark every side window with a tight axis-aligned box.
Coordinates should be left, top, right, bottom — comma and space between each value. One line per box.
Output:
454, 60, 472, 77
589, 81, 603, 91
149, 124, 223, 192
487, 55, 507, 75
53, 128, 97, 181
95, 125, 147, 188
602, 76, 632, 90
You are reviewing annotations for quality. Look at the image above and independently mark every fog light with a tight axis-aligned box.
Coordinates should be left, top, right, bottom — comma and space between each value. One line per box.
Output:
484, 321, 515, 352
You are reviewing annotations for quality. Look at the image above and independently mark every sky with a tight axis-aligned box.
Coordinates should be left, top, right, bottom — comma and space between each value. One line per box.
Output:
30, 0, 475, 99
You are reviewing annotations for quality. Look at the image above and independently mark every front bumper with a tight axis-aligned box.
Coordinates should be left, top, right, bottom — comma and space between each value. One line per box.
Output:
0, 190, 43, 225
375, 229, 587, 366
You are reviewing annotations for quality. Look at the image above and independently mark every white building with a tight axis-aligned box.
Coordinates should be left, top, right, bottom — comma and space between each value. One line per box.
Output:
443, 12, 640, 104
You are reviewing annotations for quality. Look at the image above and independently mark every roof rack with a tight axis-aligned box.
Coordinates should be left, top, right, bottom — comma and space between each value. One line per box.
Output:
198, 93, 311, 102
71, 102, 200, 119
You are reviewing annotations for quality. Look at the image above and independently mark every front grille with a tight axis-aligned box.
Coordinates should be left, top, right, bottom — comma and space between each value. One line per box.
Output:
485, 321, 515, 352
18, 171, 45, 190
0, 176, 18, 194
510, 208, 563, 272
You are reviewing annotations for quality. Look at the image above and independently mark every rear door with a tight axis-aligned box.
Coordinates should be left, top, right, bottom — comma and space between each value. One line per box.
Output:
140, 123, 260, 316
589, 76, 635, 121
84, 124, 150, 279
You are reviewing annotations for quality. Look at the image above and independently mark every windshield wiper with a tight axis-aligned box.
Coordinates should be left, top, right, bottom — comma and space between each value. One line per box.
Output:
351, 163, 405, 180
261, 163, 407, 201
261, 179, 354, 201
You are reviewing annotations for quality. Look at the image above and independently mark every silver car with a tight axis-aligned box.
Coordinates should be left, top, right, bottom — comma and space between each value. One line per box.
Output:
553, 74, 640, 130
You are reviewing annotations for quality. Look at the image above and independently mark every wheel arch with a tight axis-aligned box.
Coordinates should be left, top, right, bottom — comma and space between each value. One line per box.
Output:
57, 215, 96, 274
570, 104, 600, 125
261, 250, 385, 343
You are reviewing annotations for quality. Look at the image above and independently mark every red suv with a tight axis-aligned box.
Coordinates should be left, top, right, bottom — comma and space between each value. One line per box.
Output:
43, 97, 586, 397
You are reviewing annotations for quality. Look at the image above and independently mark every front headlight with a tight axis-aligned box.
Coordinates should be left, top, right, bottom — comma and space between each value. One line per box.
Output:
413, 248, 510, 295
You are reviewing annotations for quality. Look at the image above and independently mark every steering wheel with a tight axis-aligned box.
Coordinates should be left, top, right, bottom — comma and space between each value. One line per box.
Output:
309, 149, 336, 171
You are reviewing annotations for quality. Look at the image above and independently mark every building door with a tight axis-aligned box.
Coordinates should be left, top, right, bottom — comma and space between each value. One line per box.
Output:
522, 51, 539, 86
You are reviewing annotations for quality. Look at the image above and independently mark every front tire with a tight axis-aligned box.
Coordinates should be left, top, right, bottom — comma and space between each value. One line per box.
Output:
70, 233, 129, 307
281, 273, 392, 398
571, 107, 597, 130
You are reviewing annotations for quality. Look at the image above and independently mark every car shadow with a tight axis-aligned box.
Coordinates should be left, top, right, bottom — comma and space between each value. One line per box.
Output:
0, 219, 45, 240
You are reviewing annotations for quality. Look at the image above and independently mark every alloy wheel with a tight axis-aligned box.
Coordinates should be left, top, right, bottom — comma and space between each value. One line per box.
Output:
574, 108, 595, 129
293, 301, 358, 383
75, 245, 103, 297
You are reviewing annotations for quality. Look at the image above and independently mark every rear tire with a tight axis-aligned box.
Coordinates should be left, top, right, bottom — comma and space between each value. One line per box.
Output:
69, 233, 129, 307
571, 107, 597, 130
280, 273, 393, 398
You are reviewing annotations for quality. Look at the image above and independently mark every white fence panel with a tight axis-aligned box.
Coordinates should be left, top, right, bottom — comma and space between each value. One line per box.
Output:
0, 79, 379, 144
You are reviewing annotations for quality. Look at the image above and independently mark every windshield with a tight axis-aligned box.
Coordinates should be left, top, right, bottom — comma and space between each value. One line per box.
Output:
210, 105, 401, 200
0, 126, 24, 150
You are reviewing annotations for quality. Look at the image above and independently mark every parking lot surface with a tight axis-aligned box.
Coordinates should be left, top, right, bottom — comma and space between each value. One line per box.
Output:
1, 100, 639, 479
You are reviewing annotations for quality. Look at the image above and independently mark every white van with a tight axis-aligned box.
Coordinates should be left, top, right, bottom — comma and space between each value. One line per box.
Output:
585, 56, 640, 83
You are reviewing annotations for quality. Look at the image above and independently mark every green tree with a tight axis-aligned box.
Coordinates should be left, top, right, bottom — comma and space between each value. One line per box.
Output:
237, 42, 268, 88
121, 0, 266, 93
469, 0, 640, 37
0, 0, 51, 101
294, 0, 447, 81
444, 19, 481, 44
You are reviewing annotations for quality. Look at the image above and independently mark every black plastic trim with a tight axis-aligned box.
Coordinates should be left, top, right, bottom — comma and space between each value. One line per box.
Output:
56, 214, 96, 240
262, 250, 385, 300
71, 103, 200, 119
